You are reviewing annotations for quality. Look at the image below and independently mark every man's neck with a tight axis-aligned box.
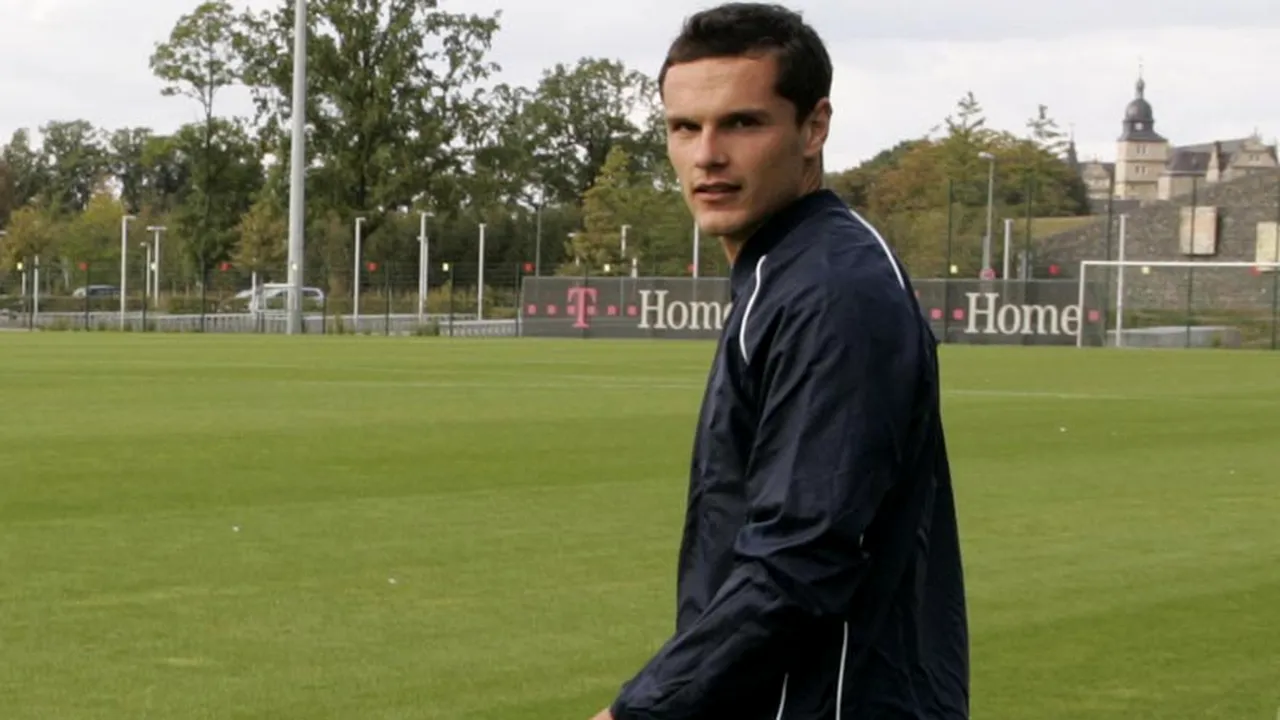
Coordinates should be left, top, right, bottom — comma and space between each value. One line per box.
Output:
721, 175, 825, 266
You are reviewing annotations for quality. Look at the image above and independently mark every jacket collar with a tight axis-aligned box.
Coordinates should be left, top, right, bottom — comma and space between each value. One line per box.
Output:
729, 189, 846, 293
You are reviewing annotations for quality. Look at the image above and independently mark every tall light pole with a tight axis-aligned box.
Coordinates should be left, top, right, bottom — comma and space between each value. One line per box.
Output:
534, 185, 545, 276
620, 224, 630, 258
146, 225, 165, 299
418, 211, 432, 324
692, 225, 700, 277
477, 223, 486, 320
119, 214, 135, 329
978, 151, 996, 277
285, 0, 308, 334
353, 216, 365, 327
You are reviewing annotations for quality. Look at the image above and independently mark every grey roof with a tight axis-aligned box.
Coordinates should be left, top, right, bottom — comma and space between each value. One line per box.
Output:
1165, 149, 1210, 175
1165, 138, 1278, 175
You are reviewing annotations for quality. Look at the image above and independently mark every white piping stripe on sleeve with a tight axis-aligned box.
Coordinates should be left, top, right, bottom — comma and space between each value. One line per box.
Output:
848, 209, 906, 290
738, 254, 766, 362
835, 621, 849, 720
773, 673, 788, 719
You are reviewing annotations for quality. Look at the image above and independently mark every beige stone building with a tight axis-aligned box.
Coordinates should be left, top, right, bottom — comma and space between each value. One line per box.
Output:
1076, 74, 1278, 211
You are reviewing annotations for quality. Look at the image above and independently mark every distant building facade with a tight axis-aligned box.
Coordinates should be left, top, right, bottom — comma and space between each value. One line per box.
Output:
1075, 74, 1278, 213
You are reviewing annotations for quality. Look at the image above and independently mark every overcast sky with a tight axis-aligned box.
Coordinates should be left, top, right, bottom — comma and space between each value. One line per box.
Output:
1, 0, 1278, 172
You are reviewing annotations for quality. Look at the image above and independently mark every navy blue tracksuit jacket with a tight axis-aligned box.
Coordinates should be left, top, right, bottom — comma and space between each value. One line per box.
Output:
610, 190, 969, 719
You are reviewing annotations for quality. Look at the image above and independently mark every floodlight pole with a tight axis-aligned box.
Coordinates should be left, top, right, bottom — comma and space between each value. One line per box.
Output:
146, 225, 166, 299
1116, 214, 1127, 347
692, 225, 700, 277
978, 151, 996, 275
119, 214, 135, 329
418, 211, 432, 325
477, 223, 486, 320
353, 216, 365, 327
285, 0, 308, 334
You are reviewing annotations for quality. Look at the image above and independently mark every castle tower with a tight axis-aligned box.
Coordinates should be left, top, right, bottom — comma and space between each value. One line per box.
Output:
1113, 70, 1168, 201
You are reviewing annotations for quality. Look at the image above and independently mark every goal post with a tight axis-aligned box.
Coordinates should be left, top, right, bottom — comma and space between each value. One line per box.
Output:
1076, 259, 1280, 349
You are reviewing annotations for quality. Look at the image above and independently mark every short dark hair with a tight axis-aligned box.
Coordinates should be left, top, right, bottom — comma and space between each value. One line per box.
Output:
658, 3, 833, 122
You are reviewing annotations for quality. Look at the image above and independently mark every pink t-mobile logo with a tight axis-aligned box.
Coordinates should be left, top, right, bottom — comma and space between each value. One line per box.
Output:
566, 286, 598, 328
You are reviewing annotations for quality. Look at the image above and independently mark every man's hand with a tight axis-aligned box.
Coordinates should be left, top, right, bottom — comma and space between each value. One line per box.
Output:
589, 709, 613, 720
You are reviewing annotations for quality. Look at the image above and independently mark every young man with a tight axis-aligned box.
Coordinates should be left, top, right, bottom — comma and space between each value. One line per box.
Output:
592, 3, 969, 719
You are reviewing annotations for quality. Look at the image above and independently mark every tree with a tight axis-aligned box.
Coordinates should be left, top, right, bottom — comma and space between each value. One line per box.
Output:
150, 1, 240, 124
574, 145, 634, 268
1026, 104, 1069, 159
1019, 105, 1090, 216
232, 189, 287, 280
106, 127, 154, 214
465, 83, 540, 210
151, 0, 243, 283
238, 1, 501, 214
0, 160, 14, 229
64, 191, 126, 266
524, 58, 665, 206
168, 118, 264, 278
39, 120, 108, 215
574, 145, 689, 275
826, 138, 929, 211
0, 205, 57, 269
1, 129, 47, 212
137, 133, 194, 215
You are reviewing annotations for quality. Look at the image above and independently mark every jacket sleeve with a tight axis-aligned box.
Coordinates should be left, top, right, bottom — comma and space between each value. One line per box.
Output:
609, 275, 922, 720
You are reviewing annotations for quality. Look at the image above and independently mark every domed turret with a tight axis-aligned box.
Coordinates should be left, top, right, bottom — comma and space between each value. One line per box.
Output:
1124, 78, 1152, 121
1120, 74, 1162, 141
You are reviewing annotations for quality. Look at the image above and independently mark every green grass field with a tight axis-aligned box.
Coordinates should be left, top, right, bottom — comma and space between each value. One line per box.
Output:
1, 334, 1277, 719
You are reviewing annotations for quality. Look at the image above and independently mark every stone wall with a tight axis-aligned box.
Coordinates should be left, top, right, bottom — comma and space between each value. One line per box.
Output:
1038, 169, 1280, 270
1035, 170, 1280, 322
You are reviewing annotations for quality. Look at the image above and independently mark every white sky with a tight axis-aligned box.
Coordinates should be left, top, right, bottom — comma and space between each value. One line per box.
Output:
1, 0, 1278, 172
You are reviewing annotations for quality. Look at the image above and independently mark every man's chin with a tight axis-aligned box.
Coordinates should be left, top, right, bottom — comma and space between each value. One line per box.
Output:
694, 211, 751, 239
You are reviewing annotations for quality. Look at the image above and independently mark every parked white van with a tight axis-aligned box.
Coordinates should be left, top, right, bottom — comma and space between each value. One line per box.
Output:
243, 283, 325, 312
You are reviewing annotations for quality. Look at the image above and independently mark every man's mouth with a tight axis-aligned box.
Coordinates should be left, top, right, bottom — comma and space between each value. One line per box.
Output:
694, 182, 741, 197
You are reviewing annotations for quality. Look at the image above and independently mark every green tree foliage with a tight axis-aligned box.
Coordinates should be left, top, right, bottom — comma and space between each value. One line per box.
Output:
0, 6, 1107, 294
825, 92, 1092, 276
0, 205, 57, 268
38, 120, 108, 216
150, 0, 245, 280
1, 129, 48, 213
234, 0, 503, 290
64, 191, 127, 265
167, 118, 263, 277
575, 145, 690, 276
237, 0, 501, 212
523, 58, 665, 206
0, 160, 15, 229
232, 188, 288, 278
106, 128, 154, 215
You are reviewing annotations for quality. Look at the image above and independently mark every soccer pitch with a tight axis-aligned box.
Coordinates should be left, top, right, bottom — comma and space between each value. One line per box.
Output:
1, 334, 1277, 719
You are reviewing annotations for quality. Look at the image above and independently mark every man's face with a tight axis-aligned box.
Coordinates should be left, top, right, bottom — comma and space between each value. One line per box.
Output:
662, 53, 829, 245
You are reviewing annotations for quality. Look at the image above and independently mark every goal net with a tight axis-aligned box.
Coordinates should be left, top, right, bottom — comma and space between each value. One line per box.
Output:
1075, 260, 1280, 349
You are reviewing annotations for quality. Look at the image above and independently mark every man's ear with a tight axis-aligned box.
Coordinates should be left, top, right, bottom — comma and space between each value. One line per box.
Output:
802, 98, 832, 159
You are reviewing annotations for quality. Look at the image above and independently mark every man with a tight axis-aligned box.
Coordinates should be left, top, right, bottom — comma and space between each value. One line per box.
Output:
591, 3, 969, 719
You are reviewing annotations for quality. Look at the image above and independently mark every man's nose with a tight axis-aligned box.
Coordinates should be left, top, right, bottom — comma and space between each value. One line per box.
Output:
693, 128, 727, 168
